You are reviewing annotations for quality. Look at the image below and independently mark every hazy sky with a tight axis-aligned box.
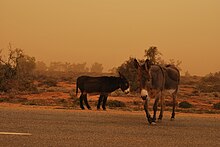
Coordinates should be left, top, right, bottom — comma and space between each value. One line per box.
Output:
1, 0, 220, 75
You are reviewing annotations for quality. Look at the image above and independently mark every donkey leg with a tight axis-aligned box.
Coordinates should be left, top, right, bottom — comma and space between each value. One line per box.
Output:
97, 95, 103, 110
153, 95, 160, 123
171, 91, 177, 120
158, 94, 164, 121
83, 94, 91, 110
144, 99, 152, 124
80, 94, 85, 110
102, 95, 108, 110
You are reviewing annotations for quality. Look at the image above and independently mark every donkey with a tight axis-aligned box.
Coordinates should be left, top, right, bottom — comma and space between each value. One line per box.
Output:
76, 73, 130, 110
134, 59, 180, 124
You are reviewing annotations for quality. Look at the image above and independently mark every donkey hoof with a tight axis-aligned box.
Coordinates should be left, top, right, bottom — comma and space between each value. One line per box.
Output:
170, 118, 175, 121
88, 107, 92, 110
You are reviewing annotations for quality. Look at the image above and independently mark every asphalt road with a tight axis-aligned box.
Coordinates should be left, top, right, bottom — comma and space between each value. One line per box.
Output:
0, 106, 220, 147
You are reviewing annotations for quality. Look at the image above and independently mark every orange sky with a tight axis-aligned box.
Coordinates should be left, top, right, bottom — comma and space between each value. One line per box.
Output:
1, 0, 220, 75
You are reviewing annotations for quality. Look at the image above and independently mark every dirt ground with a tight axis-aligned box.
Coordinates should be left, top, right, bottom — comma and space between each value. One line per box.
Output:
0, 81, 220, 114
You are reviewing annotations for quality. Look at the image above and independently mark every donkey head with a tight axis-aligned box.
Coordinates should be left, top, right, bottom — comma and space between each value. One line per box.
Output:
133, 59, 153, 100
118, 72, 130, 94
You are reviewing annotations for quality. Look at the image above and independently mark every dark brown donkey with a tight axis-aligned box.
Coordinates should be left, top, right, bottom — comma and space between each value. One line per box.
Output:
134, 59, 180, 124
76, 73, 130, 110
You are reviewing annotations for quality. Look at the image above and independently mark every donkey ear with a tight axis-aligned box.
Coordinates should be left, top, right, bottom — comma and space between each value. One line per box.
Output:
118, 72, 123, 77
133, 59, 140, 69
145, 59, 152, 70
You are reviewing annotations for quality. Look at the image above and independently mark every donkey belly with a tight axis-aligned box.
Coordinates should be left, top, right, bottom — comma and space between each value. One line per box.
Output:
84, 82, 102, 93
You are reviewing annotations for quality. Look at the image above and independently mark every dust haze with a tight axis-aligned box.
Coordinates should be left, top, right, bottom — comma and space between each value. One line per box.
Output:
1, 0, 220, 75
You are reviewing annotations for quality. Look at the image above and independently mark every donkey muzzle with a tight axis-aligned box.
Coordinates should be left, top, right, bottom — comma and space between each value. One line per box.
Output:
141, 95, 147, 100
124, 87, 130, 94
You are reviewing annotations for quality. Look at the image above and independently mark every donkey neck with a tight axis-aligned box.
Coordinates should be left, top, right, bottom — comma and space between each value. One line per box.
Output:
104, 76, 121, 92
148, 65, 165, 90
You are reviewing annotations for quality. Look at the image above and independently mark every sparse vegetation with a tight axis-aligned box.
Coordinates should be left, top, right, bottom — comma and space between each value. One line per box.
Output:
0, 44, 36, 92
117, 57, 139, 92
179, 101, 192, 108
0, 96, 27, 103
42, 78, 58, 87
69, 92, 80, 107
90, 62, 104, 73
0, 45, 219, 114
0, 97, 9, 102
133, 100, 141, 105
213, 92, 219, 98
197, 72, 220, 92
107, 100, 126, 108
213, 102, 220, 110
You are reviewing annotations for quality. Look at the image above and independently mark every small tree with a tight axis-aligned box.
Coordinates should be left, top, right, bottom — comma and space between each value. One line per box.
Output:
117, 57, 140, 92
117, 47, 182, 93
109, 67, 117, 74
35, 61, 48, 72
144, 46, 182, 70
90, 62, 103, 73
0, 44, 36, 92
71, 62, 89, 73
144, 46, 162, 64
17, 55, 36, 77
168, 59, 182, 71
48, 62, 65, 72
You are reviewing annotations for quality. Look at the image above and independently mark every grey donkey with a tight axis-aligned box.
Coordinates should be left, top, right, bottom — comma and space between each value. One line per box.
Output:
134, 59, 180, 124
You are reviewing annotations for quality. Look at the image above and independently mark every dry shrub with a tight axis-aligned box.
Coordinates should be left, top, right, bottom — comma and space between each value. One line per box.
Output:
69, 92, 80, 107
42, 78, 58, 87
107, 100, 126, 108
179, 101, 192, 108
133, 100, 141, 105
197, 72, 220, 92
197, 84, 220, 93
213, 92, 219, 98
0, 97, 9, 102
213, 102, 220, 110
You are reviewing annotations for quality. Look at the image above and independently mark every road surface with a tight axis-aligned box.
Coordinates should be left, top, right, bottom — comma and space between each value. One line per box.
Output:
0, 106, 220, 147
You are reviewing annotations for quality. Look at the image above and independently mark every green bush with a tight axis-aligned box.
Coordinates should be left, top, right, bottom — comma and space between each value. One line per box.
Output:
179, 101, 192, 108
